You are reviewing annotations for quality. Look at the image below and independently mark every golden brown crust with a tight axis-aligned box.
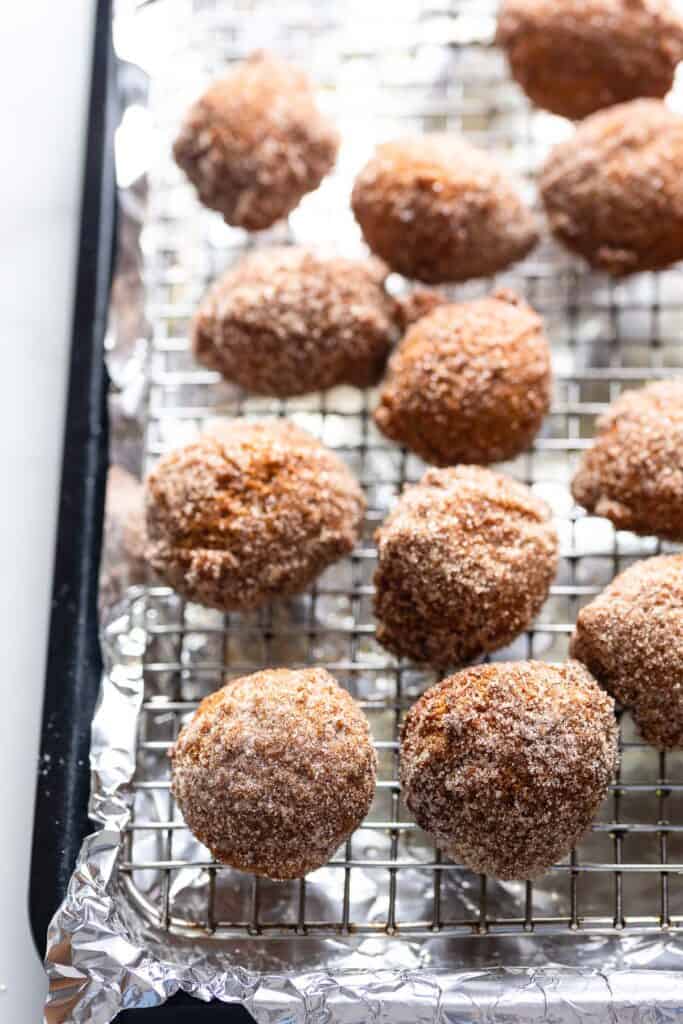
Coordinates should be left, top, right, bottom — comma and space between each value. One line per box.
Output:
572, 380, 683, 539
393, 287, 449, 331
373, 466, 559, 667
145, 420, 365, 611
540, 100, 683, 275
351, 134, 538, 284
374, 290, 552, 466
173, 51, 339, 230
401, 661, 618, 880
497, 0, 683, 120
192, 248, 399, 396
171, 668, 377, 879
571, 555, 683, 748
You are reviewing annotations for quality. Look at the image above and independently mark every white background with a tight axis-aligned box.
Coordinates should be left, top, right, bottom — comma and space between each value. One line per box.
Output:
0, 0, 94, 1019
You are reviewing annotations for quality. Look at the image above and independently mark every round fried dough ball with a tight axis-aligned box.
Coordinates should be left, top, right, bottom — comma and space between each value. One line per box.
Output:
572, 380, 683, 540
374, 289, 552, 465
100, 466, 147, 610
497, 0, 683, 121
173, 52, 339, 230
171, 668, 377, 879
540, 100, 683, 275
400, 661, 618, 880
351, 134, 538, 283
373, 467, 559, 667
192, 248, 400, 396
571, 555, 683, 748
145, 420, 365, 611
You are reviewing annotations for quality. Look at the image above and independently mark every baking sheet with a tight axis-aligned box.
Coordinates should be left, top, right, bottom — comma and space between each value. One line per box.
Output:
45, 0, 683, 1019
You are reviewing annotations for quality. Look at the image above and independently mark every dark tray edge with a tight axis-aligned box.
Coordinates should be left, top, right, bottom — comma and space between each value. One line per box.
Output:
29, 0, 115, 956
27, 5, 255, 1019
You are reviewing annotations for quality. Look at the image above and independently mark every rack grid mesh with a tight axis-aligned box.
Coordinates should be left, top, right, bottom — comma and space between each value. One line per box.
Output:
113, 0, 683, 942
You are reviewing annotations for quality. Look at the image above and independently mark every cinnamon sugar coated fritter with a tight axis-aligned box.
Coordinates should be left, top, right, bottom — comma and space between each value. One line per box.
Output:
373, 467, 559, 667
192, 248, 400, 396
374, 290, 552, 465
145, 420, 365, 611
571, 556, 683, 749
100, 466, 147, 609
351, 134, 538, 283
171, 669, 377, 879
572, 380, 683, 540
541, 100, 683, 275
173, 52, 339, 230
401, 662, 618, 880
497, 0, 683, 120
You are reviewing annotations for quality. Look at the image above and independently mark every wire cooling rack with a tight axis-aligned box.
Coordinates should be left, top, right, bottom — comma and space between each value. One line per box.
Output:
111, 0, 683, 941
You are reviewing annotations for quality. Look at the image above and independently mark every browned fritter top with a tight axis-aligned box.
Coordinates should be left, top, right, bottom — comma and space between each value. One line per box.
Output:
171, 668, 377, 879
145, 420, 365, 611
571, 555, 683, 749
173, 51, 339, 230
401, 661, 618, 880
351, 134, 538, 284
572, 380, 683, 540
373, 466, 559, 667
192, 247, 400, 396
497, 0, 683, 121
374, 289, 552, 466
540, 99, 683, 275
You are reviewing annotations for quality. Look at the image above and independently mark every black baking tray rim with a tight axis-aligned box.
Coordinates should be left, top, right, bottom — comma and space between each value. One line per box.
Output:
28, 3, 253, 1020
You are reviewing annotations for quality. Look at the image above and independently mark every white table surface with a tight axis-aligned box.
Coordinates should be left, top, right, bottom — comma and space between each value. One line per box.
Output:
0, 1, 94, 1019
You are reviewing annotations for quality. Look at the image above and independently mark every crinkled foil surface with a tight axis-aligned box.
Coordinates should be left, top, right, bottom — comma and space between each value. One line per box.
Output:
46, 0, 683, 1020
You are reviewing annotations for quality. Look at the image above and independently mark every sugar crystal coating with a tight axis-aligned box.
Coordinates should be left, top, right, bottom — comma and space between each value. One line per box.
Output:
572, 555, 683, 749
541, 100, 683, 275
572, 380, 683, 540
373, 466, 559, 667
173, 51, 339, 230
497, 0, 683, 120
401, 661, 618, 880
171, 668, 377, 879
145, 420, 365, 611
374, 290, 552, 465
351, 134, 538, 284
192, 248, 400, 396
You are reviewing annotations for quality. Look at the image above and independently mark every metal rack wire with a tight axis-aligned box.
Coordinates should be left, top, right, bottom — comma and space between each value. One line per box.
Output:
113, 0, 683, 942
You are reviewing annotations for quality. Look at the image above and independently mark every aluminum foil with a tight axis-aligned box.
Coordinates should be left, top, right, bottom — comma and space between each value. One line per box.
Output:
44, 606, 683, 1021
45, 0, 683, 1020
